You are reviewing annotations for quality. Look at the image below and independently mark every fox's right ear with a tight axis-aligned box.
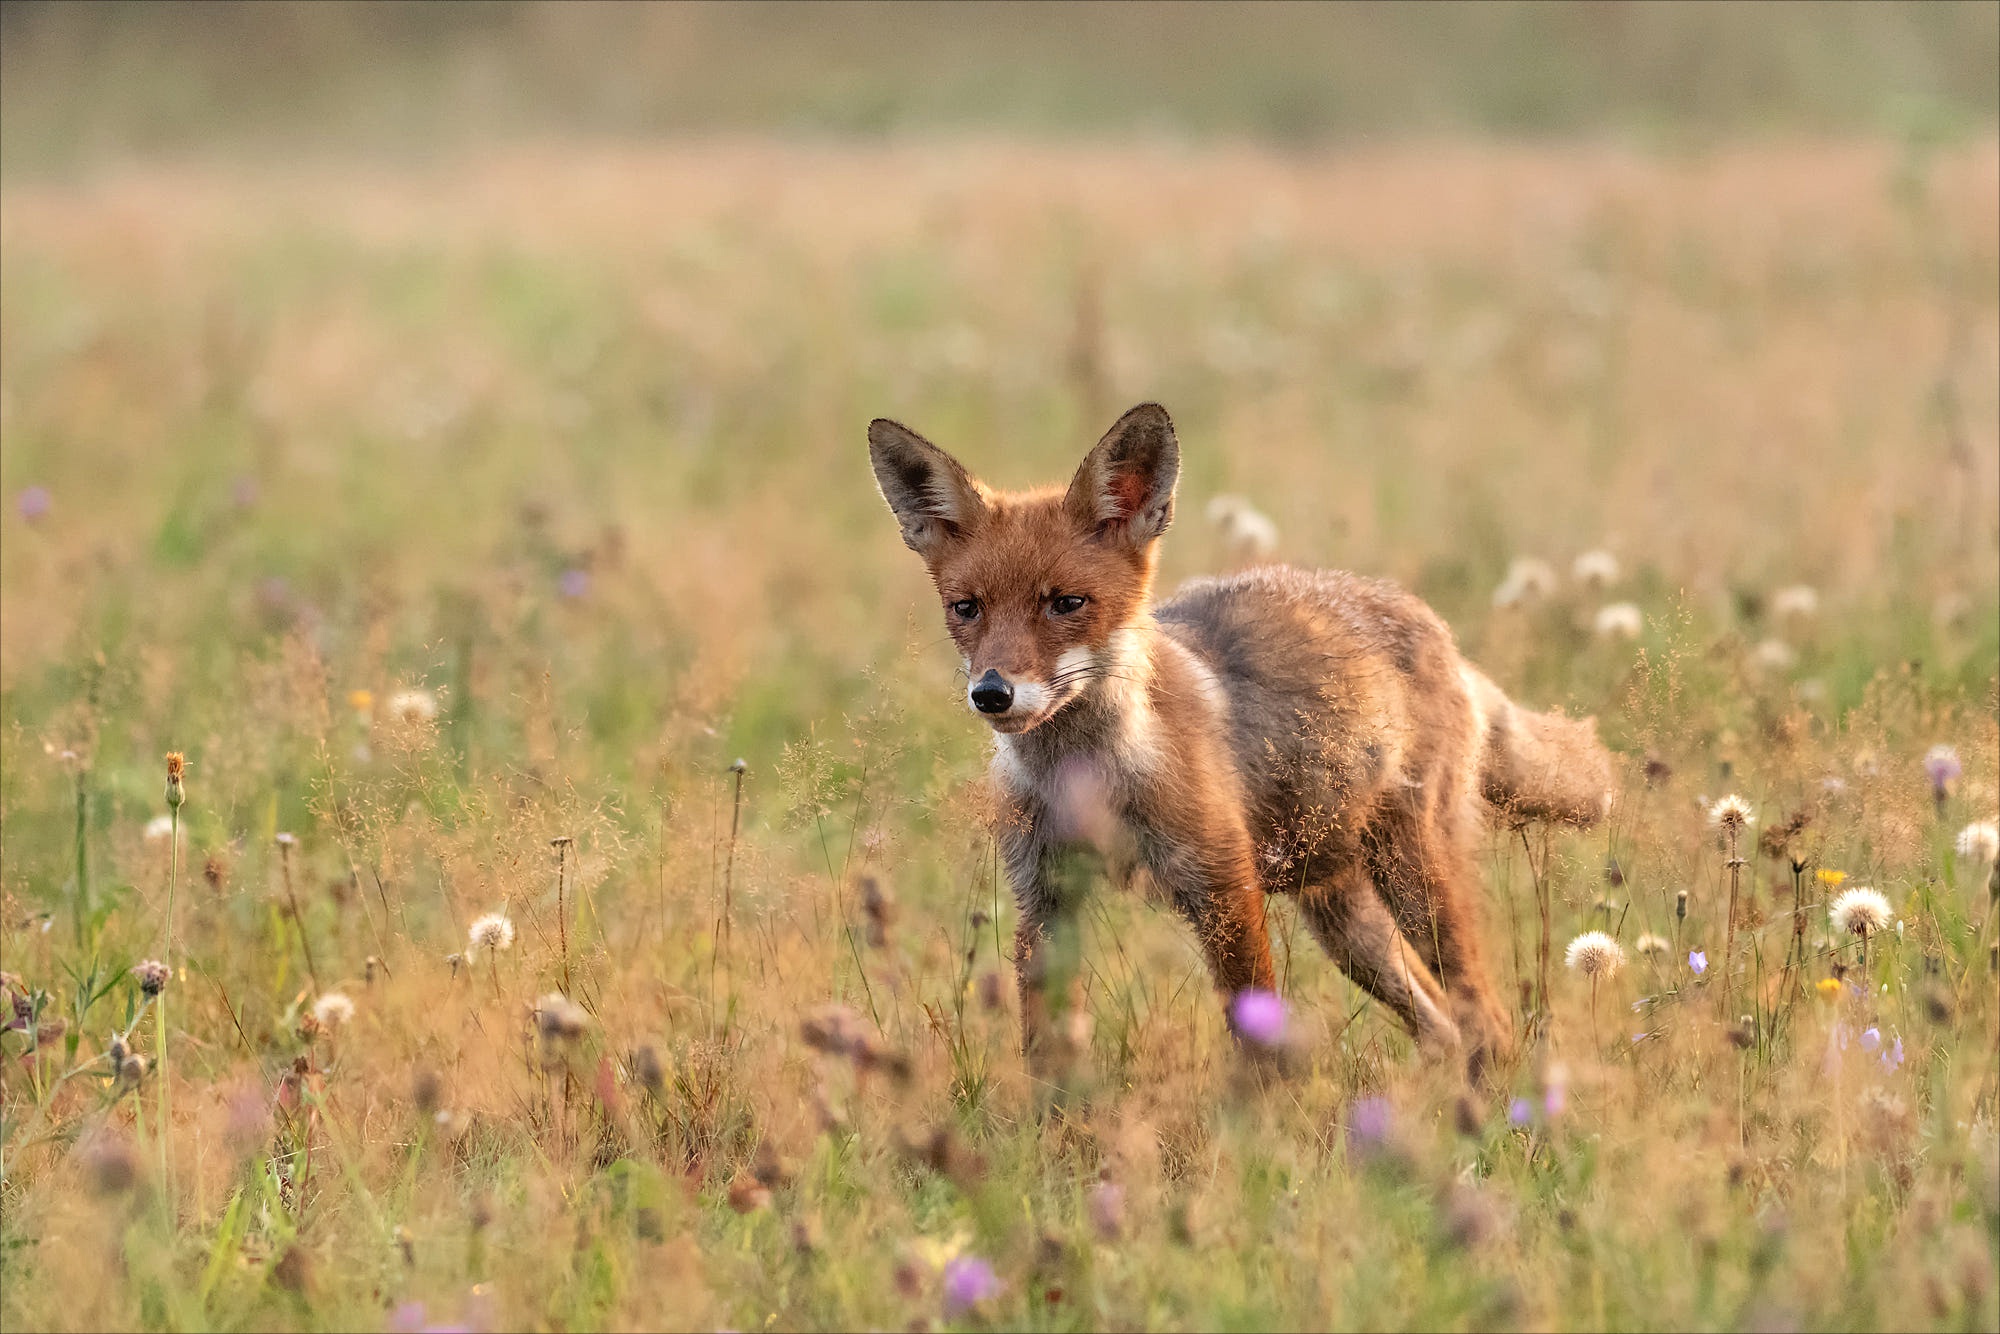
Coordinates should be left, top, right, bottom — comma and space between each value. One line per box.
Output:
868, 419, 988, 559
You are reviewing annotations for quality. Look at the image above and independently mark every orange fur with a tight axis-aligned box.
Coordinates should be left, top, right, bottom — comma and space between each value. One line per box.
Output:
869, 404, 1615, 1079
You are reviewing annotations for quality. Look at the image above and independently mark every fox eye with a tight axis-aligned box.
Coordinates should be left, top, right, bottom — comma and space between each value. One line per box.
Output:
950, 598, 980, 620
1050, 594, 1087, 616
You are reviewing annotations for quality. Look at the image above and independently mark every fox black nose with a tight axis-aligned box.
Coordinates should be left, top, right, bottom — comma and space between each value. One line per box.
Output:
970, 670, 1014, 714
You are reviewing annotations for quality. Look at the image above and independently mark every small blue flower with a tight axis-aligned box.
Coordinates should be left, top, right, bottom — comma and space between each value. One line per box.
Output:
1688, 950, 1707, 975
1347, 1096, 1393, 1151
1507, 1097, 1532, 1127
1881, 1036, 1905, 1072
559, 568, 591, 600
1859, 1026, 1881, 1053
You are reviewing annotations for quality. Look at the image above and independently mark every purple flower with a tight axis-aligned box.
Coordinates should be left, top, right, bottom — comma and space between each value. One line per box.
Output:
16, 485, 50, 523
558, 568, 591, 600
1882, 1036, 1904, 1072
1923, 745, 1961, 792
1507, 1097, 1532, 1127
389, 1304, 429, 1334
1858, 1026, 1881, 1053
1229, 988, 1288, 1046
1346, 1095, 1393, 1152
231, 475, 260, 509
942, 1255, 1001, 1317
1688, 950, 1707, 976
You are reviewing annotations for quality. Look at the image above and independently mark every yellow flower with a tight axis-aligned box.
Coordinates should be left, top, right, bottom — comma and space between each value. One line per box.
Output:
1814, 978, 1842, 1001
348, 689, 375, 716
1816, 868, 1847, 888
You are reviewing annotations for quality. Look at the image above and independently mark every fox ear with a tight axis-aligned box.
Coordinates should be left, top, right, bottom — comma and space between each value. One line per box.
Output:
1065, 402, 1179, 545
868, 418, 987, 558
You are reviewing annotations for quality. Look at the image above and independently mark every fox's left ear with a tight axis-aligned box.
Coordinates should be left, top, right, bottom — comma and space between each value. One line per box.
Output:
1065, 402, 1179, 545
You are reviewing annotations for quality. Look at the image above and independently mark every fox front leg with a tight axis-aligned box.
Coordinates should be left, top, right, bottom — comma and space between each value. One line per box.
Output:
1000, 825, 1091, 1073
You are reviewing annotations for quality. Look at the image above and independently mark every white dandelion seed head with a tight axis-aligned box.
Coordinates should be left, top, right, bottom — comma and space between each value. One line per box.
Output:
1493, 557, 1560, 609
1955, 820, 1998, 864
1572, 549, 1620, 589
1633, 932, 1671, 958
534, 992, 590, 1041
1593, 602, 1643, 640
387, 688, 440, 724
143, 815, 177, 844
1829, 887, 1893, 937
468, 912, 516, 954
1771, 585, 1820, 622
1708, 794, 1755, 830
1205, 495, 1278, 563
312, 992, 356, 1028
1564, 931, 1626, 979
1751, 638, 1798, 673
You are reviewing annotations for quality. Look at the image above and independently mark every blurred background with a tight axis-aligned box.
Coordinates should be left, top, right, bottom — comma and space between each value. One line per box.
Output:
5, 1, 1998, 168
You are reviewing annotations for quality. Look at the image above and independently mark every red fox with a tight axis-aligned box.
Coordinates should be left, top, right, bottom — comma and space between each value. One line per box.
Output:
869, 403, 1615, 1079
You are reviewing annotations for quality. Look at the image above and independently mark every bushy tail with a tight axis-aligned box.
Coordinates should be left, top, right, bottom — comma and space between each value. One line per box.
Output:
1464, 669, 1615, 826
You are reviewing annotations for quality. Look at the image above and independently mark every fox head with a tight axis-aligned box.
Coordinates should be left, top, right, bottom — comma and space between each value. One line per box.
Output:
868, 403, 1179, 734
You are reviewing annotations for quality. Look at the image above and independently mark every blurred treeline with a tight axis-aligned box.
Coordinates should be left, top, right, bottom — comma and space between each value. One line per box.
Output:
3, 0, 1997, 173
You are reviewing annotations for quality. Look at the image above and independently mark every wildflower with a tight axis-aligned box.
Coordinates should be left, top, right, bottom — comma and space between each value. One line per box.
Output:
164, 751, 185, 809
1507, 1097, 1532, 1127
1572, 549, 1620, 589
1708, 794, 1755, 830
386, 689, 439, 724
799, 1003, 866, 1056
1859, 1026, 1881, 1053
1564, 931, 1626, 979
1688, 950, 1708, 976
942, 1255, 1003, 1317
1229, 988, 1289, 1046
1956, 821, 1998, 864
1087, 1179, 1126, 1240
1634, 932, 1670, 958
1346, 1095, 1394, 1152
1817, 867, 1847, 888
1923, 745, 1961, 799
311, 992, 355, 1028
1542, 1061, 1569, 1118
1593, 602, 1643, 640
467, 912, 516, 955
1882, 1036, 1905, 1072
1814, 978, 1842, 1001
143, 815, 177, 844
1205, 495, 1278, 564
1751, 638, 1797, 673
558, 568, 591, 600
1675, 889, 1689, 921
1830, 887, 1893, 938
1492, 556, 1558, 608
131, 959, 170, 996
1771, 584, 1819, 624
534, 992, 589, 1041
16, 485, 51, 523
348, 689, 374, 719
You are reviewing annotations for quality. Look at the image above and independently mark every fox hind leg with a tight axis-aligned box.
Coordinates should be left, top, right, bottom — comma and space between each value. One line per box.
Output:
1298, 866, 1463, 1054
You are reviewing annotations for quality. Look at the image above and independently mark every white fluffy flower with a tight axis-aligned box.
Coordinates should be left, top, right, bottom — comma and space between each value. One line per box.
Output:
1593, 602, 1642, 640
468, 912, 516, 955
1954, 821, 1998, 864
387, 688, 440, 723
1572, 549, 1620, 589
1564, 931, 1626, 979
1751, 638, 1798, 672
143, 815, 177, 844
1829, 887, 1893, 937
1633, 932, 1670, 958
1707, 794, 1755, 829
312, 992, 356, 1028
1205, 495, 1278, 564
1493, 557, 1559, 609
1771, 584, 1819, 623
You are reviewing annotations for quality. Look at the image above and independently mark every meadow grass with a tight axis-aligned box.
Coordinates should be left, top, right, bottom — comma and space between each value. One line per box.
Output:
0, 138, 1997, 1331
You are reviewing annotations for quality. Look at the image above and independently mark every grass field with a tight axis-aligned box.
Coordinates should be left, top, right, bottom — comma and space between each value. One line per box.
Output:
1, 128, 1998, 1330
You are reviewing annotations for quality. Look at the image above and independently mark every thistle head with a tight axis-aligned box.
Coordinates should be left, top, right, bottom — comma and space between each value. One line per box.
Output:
131, 959, 170, 997
163, 752, 186, 809
1829, 887, 1893, 938
1708, 794, 1755, 831
1564, 931, 1627, 979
